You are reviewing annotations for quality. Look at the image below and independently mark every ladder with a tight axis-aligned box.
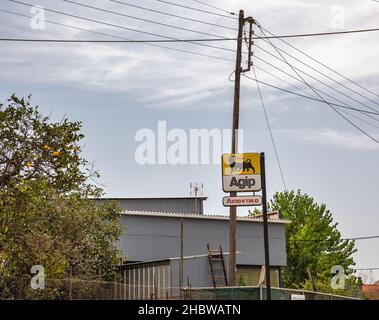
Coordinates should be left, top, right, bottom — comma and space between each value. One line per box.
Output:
207, 243, 228, 288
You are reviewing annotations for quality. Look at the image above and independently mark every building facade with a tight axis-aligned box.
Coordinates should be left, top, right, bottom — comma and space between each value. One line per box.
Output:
97, 197, 289, 299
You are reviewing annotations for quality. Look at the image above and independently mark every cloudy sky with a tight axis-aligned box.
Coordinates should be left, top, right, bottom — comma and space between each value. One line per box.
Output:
1, 0, 378, 282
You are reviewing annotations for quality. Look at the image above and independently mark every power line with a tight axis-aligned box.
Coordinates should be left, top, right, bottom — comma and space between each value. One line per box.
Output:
242, 74, 379, 117
290, 235, 379, 242
109, 0, 236, 31
191, 0, 236, 16
0, 8, 234, 62
257, 26, 379, 144
0, 37, 237, 43
251, 66, 288, 191
152, 0, 237, 20
253, 66, 379, 129
254, 43, 379, 113
253, 56, 379, 122
254, 44, 379, 115
257, 24, 379, 101
255, 27, 379, 39
62, 0, 229, 39
10, 1, 238, 55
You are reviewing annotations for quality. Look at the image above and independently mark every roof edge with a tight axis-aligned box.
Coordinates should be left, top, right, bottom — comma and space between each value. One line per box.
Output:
119, 209, 291, 224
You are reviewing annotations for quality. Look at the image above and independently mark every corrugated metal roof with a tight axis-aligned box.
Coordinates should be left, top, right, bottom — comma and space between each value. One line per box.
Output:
93, 196, 208, 200
119, 210, 291, 224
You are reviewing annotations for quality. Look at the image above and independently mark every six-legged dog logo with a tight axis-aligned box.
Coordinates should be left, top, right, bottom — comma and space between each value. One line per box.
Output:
228, 156, 256, 174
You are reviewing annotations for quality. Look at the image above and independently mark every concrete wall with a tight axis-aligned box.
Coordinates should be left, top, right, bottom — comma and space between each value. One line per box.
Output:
119, 214, 287, 267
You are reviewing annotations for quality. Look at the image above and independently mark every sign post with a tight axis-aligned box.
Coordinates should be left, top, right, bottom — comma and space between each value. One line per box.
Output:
260, 152, 271, 300
221, 152, 271, 300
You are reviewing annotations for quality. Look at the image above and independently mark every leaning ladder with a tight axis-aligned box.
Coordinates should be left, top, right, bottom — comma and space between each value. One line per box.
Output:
207, 243, 228, 288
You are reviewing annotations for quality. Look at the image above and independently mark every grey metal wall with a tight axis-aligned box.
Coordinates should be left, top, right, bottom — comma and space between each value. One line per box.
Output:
96, 198, 204, 214
170, 256, 216, 291
119, 214, 287, 267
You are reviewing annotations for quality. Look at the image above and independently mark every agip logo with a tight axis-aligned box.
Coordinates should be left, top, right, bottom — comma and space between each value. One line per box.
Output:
222, 153, 261, 192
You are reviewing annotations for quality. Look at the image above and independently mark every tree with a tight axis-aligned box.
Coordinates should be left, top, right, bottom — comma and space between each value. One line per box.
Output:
0, 94, 122, 286
268, 190, 357, 293
0, 94, 92, 192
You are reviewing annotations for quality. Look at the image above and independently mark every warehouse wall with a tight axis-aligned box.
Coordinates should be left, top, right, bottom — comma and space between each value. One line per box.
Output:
96, 198, 205, 214
119, 214, 287, 267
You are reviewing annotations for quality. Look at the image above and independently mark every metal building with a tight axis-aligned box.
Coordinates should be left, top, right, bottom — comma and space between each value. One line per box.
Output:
95, 196, 206, 215
97, 197, 289, 299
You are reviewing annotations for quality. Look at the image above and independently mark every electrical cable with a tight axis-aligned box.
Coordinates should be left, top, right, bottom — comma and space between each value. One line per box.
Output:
152, 0, 237, 20
251, 66, 288, 190
256, 25, 379, 144
191, 0, 236, 16
254, 56, 379, 122
242, 74, 379, 117
257, 24, 379, 100
0, 8, 234, 61
10, 1, 239, 55
62, 0, 230, 39
290, 235, 379, 242
253, 65, 379, 129
254, 41, 379, 111
254, 43, 379, 115
109, 0, 236, 30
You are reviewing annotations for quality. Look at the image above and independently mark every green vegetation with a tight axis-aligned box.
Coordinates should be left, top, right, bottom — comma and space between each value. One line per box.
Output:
0, 94, 122, 284
251, 189, 361, 296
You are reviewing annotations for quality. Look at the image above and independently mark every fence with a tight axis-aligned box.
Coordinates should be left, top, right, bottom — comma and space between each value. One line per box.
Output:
0, 275, 131, 300
1, 277, 363, 300
184, 286, 363, 300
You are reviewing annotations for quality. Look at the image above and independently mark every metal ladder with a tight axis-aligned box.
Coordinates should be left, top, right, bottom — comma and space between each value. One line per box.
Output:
207, 243, 228, 288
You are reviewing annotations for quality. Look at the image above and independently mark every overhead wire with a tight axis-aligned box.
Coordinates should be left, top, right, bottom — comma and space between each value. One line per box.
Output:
254, 55, 379, 123
152, 0, 237, 20
109, 0, 236, 31
191, 0, 236, 16
254, 43, 379, 115
61, 0, 379, 117
290, 235, 379, 242
255, 41, 379, 111
241, 26, 287, 190
242, 74, 379, 117
9, 1, 240, 56
255, 23, 379, 144
251, 65, 288, 190
258, 24, 379, 101
0, 8, 234, 61
5, 1, 379, 123
62, 0, 230, 39
253, 65, 379, 129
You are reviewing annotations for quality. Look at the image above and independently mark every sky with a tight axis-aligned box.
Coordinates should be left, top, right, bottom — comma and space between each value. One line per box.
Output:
0, 0, 378, 283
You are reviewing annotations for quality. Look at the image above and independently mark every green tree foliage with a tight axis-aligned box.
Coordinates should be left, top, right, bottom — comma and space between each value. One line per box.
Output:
0, 94, 122, 283
0, 94, 90, 191
269, 190, 357, 293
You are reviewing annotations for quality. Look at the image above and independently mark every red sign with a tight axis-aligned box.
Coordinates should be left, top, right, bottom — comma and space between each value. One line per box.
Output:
222, 195, 262, 207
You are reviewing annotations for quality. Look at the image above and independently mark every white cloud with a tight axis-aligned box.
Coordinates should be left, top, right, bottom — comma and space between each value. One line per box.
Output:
299, 128, 379, 150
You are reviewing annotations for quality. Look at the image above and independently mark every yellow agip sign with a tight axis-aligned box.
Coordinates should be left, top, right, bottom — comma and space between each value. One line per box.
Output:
222, 153, 262, 192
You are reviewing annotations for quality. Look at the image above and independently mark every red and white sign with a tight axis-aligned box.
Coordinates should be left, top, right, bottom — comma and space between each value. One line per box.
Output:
222, 195, 262, 207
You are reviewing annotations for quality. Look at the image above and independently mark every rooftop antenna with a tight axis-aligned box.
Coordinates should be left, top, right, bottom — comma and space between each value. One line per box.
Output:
190, 183, 204, 214
190, 182, 203, 197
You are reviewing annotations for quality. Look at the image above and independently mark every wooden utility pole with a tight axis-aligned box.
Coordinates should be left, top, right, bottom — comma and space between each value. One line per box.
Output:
229, 9, 245, 287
